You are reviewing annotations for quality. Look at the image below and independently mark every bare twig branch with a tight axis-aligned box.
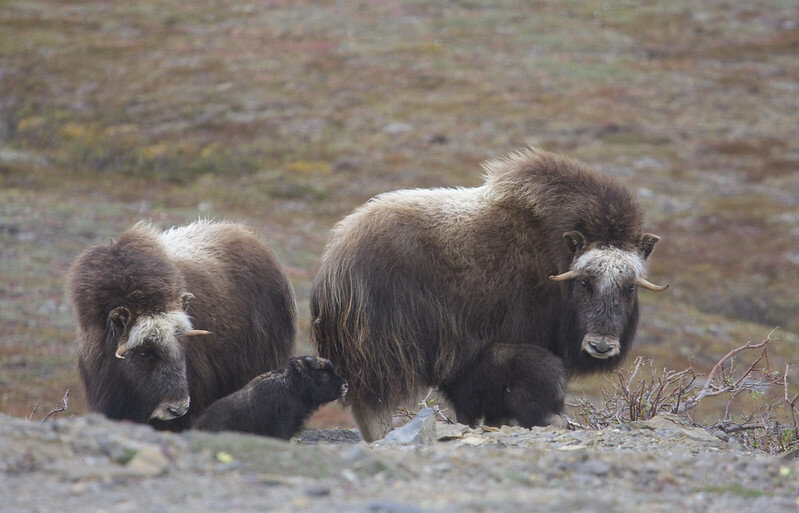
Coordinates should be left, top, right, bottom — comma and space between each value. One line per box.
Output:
784, 364, 799, 432
714, 421, 769, 434
26, 402, 39, 421
676, 332, 772, 414
42, 388, 70, 422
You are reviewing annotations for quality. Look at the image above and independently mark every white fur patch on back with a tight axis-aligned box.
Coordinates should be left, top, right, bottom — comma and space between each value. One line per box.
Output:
337, 186, 489, 237
126, 310, 191, 359
158, 220, 218, 262
571, 247, 646, 292
374, 187, 485, 215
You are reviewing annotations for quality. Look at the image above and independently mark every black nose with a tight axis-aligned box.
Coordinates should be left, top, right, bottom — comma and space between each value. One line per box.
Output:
589, 340, 611, 354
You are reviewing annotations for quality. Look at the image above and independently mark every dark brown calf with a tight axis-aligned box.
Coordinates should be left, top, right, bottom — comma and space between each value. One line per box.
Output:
194, 356, 348, 439
439, 344, 566, 428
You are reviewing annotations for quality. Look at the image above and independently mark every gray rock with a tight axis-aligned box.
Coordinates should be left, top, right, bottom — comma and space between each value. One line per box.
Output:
380, 409, 437, 446
436, 422, 470, 441
633, 413, 721, 444
305, 486, 331, 497
368, 502, 428, 513
125, 445, 171, 477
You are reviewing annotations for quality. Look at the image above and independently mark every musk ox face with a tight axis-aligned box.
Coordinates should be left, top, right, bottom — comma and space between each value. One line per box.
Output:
551, 231, 667, 360
107, 292, 207, 422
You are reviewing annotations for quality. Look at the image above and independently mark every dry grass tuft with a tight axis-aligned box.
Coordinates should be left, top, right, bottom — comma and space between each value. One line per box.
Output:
570, 330, 799, 454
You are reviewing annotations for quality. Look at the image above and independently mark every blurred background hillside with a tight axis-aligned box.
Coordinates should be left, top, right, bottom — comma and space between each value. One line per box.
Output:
1, 0, 797, 427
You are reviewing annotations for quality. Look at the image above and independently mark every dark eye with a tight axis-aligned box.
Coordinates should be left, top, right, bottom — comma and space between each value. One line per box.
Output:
137, 348, 156, 360
628, 284, 637, 293
580, 280, 589, 289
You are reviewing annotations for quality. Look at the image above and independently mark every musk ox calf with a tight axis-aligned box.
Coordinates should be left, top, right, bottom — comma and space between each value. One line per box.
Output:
194, 355, 348, 439
67, 220, 296, 431
311, 148, 668, 441
439, 344, 567, 429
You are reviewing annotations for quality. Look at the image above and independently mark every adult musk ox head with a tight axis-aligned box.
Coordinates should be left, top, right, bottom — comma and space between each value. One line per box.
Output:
68, 226, 209, 424
550, 230, 667, 362
106, 293, 210, 422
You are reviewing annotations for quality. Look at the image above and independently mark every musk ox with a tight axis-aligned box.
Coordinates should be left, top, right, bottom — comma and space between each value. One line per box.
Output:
310, 148, 667, 441
67, 220, 296, 431
439, 344, 567, 429
194, 355, 348, 439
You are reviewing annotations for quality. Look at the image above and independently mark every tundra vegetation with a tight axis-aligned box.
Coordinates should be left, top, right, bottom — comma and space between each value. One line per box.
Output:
1, 0, 798, 452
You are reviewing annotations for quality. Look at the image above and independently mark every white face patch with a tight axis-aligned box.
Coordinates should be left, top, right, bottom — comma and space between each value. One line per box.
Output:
126, 310, 191, 360
571, 246, 646, 293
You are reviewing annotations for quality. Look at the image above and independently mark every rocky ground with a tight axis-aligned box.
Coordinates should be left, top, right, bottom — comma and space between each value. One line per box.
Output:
2, 411, 798, 512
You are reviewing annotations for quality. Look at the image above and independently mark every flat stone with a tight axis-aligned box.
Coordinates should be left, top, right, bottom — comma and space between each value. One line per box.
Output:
124, 445, 171, 477
436, 423, 470, 441
634, 414, 720, 444
305, 486, 331, 497
380, 409, 437, 446
368, 501, 427, 513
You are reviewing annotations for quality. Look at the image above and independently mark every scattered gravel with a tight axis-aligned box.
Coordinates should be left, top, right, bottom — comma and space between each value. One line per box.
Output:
2, 412, 797, 512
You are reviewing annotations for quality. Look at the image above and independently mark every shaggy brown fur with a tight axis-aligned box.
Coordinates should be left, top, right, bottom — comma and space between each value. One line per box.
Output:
67, 220, 296, 431
194, 356, 348, 439
310, 148, 665, 441
439, 344, 566, 428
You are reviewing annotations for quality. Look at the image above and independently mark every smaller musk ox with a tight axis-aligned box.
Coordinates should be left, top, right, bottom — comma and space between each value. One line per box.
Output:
67, 220, 296, 431
311, 148, 668, 441
439, 344, 566, 429
194, 355, 348, 439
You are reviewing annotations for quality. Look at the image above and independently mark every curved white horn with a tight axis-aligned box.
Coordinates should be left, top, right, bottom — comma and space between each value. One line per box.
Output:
115, 343, 129, 359
549, 270, 579, 282
185, 329, 212, 336
636, 277, 669, 292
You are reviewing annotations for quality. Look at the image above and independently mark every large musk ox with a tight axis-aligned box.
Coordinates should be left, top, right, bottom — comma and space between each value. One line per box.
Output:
311, 148, 668, 441
194, 355, 348, 439
68, 220, 296, 431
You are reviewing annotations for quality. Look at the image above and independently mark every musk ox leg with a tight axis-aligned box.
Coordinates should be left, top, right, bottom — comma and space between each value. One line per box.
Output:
351, 401, 394, 442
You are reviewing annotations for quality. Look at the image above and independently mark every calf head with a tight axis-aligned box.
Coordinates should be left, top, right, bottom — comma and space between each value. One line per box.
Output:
290, 356, 349, 404
550, 231, 667, 361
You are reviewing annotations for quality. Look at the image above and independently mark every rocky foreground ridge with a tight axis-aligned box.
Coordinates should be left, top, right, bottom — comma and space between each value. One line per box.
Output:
1, 411, 798, 513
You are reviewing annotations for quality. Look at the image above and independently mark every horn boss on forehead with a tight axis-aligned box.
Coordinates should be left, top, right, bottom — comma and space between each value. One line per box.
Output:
550, 240, 668, 292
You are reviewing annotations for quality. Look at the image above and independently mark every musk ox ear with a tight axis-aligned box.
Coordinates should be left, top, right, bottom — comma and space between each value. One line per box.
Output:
313, 357, 332, 370
302, 355, 327, 370
562, 231, 587, 254
108, 306, 131, 335
180, 292, 195, 310
639, 233, 660, 260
